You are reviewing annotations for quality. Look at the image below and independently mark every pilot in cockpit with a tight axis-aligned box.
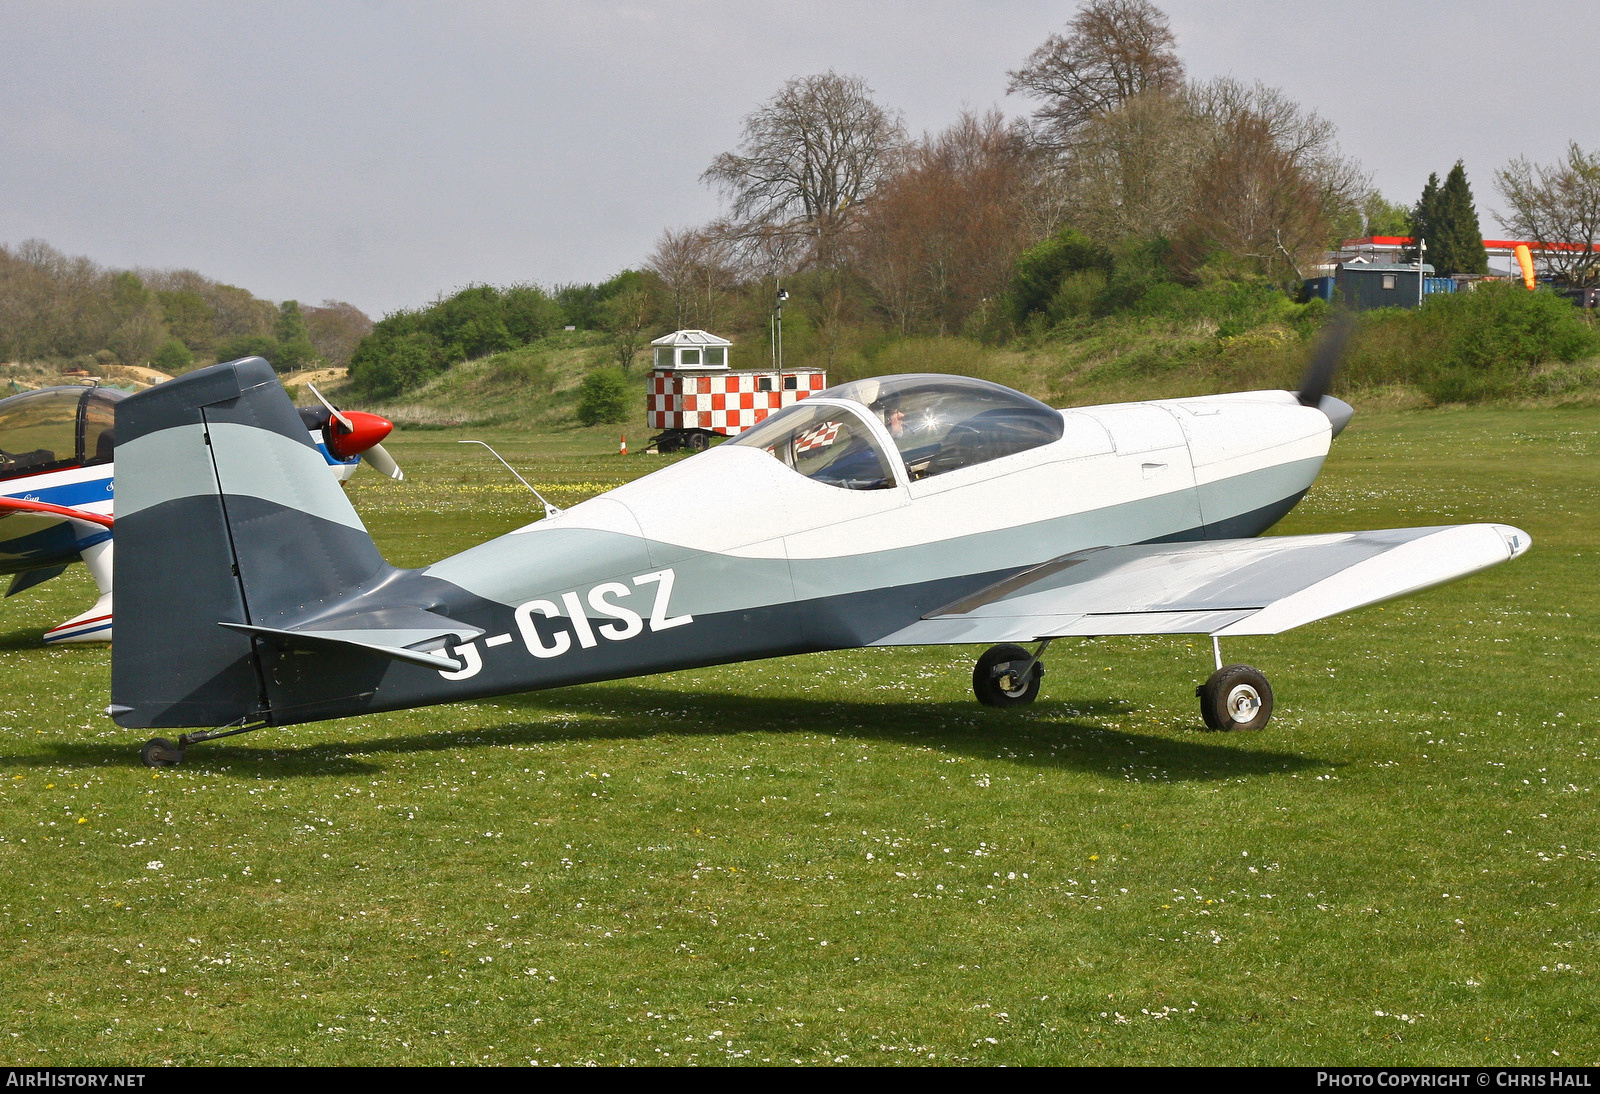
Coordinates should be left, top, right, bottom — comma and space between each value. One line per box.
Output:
882, 400, 906, 439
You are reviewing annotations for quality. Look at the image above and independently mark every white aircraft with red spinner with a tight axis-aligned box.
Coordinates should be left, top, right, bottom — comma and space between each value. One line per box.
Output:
0, 381, 401, 644
107, 333, 1528, 767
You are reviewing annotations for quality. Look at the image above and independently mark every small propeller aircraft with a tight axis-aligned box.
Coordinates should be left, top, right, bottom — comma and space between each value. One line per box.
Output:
0, 380, 400, 644
107, 337, 1529, 767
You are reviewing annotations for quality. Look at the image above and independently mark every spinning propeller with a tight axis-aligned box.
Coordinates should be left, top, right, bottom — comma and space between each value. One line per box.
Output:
300, 383, 404, 480
1296, 312, 1356, 438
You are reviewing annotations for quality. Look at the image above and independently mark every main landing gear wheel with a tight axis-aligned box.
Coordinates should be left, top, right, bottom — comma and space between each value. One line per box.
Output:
141, 738, 186, 768
1197, 664, 1274, 731
973, 643, 1044, 708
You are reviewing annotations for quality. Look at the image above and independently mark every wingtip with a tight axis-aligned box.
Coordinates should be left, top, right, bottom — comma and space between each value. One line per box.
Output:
1491, 524, 1532, 560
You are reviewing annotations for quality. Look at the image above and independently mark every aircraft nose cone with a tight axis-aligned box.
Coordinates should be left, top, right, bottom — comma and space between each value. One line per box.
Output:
1491, 524, 1532, 560
1317, 395, 1354, 438
327, 411, 394, 461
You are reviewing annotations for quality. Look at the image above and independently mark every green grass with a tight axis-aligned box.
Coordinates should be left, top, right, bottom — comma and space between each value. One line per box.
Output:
0, 407, 1595, 1065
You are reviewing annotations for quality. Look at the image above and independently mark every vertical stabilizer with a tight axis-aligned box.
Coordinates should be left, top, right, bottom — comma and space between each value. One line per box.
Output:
110, 357, 391, 729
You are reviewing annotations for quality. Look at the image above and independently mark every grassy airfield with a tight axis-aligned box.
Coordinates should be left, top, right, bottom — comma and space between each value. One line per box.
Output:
0, 407, 1595, 1066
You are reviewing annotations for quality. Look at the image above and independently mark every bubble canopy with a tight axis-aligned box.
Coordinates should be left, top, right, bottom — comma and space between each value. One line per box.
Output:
730, 374, 1065, 488
818, 374, 1064, 481
0, 385, 126, 479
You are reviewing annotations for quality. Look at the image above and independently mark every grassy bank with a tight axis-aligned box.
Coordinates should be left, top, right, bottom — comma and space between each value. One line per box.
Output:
343, 331, 613, 430
327, 288, 1600, 435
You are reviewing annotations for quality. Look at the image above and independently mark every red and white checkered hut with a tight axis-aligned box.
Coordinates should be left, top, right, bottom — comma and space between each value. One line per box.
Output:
647, 329, 825, 452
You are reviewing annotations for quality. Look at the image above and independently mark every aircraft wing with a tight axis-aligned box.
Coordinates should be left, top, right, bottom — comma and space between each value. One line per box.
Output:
0, 495, 115, 533
873, 523, 1529, 645
0, 497, 114, 597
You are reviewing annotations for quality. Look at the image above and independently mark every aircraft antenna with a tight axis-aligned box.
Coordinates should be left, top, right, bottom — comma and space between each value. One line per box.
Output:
457, 440, 562, 519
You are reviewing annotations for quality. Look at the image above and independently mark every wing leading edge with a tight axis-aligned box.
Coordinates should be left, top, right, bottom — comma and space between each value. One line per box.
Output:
873, 524, 1530, 646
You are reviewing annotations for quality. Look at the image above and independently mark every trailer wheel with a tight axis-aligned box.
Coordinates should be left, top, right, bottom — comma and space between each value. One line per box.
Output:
688, 432, 710, 452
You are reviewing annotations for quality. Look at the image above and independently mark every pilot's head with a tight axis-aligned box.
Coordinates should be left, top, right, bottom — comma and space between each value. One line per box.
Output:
876, 398, 905, 437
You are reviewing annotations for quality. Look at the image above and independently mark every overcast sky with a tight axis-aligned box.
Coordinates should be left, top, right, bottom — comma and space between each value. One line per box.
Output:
2, 1, 1593, 316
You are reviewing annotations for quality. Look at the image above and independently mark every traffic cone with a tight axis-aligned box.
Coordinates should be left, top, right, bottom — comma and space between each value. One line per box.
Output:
619, 434, 627, 456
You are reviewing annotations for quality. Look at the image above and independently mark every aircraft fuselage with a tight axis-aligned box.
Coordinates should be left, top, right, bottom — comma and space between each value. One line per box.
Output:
113, 387, 1335, 729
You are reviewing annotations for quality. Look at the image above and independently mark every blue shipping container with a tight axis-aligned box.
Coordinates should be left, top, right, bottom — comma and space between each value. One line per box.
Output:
1302, 277, 1336, 301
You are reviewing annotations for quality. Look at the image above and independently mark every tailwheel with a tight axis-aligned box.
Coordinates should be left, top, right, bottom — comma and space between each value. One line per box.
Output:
973, 643, 1044, 708
138, 719, 265, 767
141, 738, 186, 768
1197, 664, 1274, 731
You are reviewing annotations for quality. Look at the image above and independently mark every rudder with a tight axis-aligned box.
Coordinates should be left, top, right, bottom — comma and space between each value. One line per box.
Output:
110, 357, 391, 729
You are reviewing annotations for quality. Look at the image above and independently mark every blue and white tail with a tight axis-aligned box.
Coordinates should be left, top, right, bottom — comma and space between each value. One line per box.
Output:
109, 358, 395, 729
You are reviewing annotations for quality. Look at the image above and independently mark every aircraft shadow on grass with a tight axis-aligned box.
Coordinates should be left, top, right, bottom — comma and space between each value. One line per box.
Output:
2, 684, 1333, 781
0, 626, 50, 653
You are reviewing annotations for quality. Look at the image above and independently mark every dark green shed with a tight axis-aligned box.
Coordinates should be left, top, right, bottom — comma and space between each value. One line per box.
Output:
1335, 262, 1435, 310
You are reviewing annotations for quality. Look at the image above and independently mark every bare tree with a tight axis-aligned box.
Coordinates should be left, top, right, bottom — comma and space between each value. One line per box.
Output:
601, 286, 655, 371
1175, 110, 1327, 285
1496, 143, 1600, 287
0, 240, 65, 361
692, 230, 737, 332
702, 71, 904, 263
1059, 89, 1209, 245
1057, 78, 1366, 263
205, 282, 279, 342
703, 72, 904, 367
302, 300, 375, 369
852, 143, 930, 333
1190, 77, 1369, 244
646, 227, 699, 330
1008, 0, 1185, 149
646, 226, 736, 331
0, 240, 167, 364
719, 218, 805, 288
855, 110, 1035, 334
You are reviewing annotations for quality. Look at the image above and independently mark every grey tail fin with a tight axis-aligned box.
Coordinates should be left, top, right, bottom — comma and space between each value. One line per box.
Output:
110, 357, 393, 729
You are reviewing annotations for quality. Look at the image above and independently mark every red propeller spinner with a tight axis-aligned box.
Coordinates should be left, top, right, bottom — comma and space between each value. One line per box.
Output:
304, 382, 404, 481
325, 410, 394, 461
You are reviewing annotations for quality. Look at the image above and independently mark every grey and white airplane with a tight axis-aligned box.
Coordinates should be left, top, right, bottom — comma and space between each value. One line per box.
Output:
109, 352, 1528, 766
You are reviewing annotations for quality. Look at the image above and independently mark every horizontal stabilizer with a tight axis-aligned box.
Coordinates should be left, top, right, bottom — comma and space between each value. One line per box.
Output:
874, 523, 1530, 645
7, 565, 68, 597
219, 608, 483, 672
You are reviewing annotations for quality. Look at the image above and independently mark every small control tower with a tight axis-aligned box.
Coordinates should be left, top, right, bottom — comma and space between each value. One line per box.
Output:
650, 328, 732, 371
646, 329, 825, 452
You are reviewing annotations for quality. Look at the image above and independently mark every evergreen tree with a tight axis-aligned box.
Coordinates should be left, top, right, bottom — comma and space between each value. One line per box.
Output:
276, 299, 311, 345
1406, 162, 1489, 276
1404, 172, 1440, 265
272, 299, 320, 372
1433, 162, 1489, 275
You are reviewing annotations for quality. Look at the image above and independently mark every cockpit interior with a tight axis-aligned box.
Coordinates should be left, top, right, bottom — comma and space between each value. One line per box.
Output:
731, 374, 1064, 490
0, 385, 127, 480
